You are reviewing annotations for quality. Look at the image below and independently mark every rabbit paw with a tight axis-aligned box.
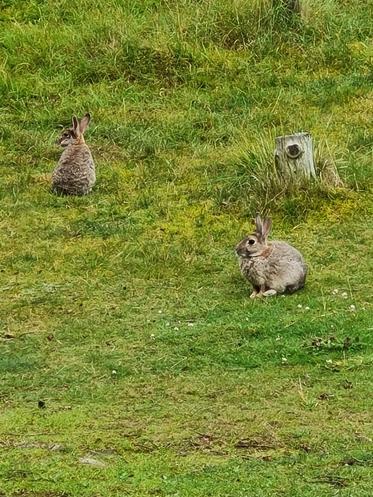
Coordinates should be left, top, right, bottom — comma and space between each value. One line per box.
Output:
263, 289, 277, 297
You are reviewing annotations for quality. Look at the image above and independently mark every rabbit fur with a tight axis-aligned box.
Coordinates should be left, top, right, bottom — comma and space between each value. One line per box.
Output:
236, 215, 307, 298
52, 113, 96, 195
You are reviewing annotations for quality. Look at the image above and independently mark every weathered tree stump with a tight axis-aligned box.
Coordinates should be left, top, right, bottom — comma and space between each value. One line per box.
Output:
319, 159, 344, 188
284, 0, 301, 13
274, 132, 316, 182
273, 0, 310, 21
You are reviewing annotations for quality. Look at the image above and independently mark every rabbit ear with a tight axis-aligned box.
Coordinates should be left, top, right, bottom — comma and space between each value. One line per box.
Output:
254, 214, 263, 235
79, 113, 91, 135
72, 115, 80, 137
261, 218, 272, 240
254, 215, 271, 242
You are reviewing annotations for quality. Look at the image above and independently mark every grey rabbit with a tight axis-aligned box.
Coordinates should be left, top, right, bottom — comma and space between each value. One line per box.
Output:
52, 113, 96, 195
236, 215, 307, 298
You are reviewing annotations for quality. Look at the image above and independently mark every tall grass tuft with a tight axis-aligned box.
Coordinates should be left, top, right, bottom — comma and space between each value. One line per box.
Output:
211, 128, 353, 216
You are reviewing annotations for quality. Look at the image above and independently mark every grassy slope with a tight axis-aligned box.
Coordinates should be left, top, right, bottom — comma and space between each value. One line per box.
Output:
0, 1, 372, 495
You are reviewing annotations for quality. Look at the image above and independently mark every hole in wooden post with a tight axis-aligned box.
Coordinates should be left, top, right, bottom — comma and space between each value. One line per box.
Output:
286, 144, 302, 159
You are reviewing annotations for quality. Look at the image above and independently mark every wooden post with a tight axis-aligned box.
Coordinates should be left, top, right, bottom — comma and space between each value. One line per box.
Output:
275, 1, 308, 23
274, 132, 316, 182
286, 1, 301, 13
319, 159, 344, 188
281, 1, 303, 15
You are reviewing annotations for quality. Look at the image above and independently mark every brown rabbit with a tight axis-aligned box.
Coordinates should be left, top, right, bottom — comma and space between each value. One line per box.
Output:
236, 215, 308, 298
52, 113, 96, 195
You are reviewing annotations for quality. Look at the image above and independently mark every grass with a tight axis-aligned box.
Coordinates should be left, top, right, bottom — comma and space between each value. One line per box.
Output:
0, 0, 372, 495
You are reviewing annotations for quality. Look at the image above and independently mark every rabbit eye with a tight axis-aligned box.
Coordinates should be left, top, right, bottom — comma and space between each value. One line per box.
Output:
248, 239, 255, 245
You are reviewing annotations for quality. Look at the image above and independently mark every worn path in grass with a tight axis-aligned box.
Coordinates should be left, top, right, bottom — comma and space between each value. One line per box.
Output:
0, 1, 372, 496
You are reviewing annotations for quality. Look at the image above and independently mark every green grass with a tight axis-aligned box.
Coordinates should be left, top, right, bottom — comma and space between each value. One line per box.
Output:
0, 1, 372, 496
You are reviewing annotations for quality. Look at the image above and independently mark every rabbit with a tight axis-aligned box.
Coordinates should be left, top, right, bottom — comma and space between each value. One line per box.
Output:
52, 113, 96, 195
236, 215, 307, 298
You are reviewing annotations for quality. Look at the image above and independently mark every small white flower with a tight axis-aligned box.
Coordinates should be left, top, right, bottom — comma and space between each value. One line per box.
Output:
349, 304, 356, 312
111, 370, 117, 375
187, 322, 194, 327
166, 322, 170, 327
297, 304, 302, 308
332, 289, 339, 295
305, 306, 310, 310
276, 335, 282, 341
158, 310, 162, 314
174, 327, 179, 331
341, 292, 348, 299
281, 357, 288, 364
150, 333, 155, 339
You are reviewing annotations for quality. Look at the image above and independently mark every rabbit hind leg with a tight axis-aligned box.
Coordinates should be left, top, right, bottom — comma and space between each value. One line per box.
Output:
263, 289, 277, 297
255, 284, 275, 298
285, 282, 304, 294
